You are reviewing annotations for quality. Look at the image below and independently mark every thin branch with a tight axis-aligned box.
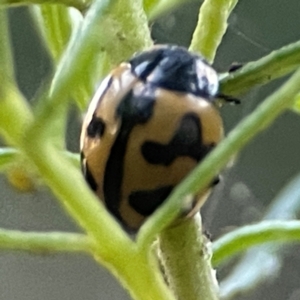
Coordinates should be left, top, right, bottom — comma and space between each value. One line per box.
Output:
0, 80, 33, 146
212, 220, 300, 267
0, 10, 15, 80
189, 0, 239, 63
220, 40, 300, 96
0, 0, 90, 12
31, 6, 81, 63
159, 215, 219, 300
64, 151, 80, 168
30, 0, 152, 140
147, 0, 189, 20
0, 228, 95, 253
0, 148, 80, 171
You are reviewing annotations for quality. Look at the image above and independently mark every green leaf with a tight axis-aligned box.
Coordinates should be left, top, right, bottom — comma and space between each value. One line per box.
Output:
146, 0, 189, 20
0, 79, 33, 145
189, 0, 239, 63
30, 0, 152, 142
0, 228, 95, 253
31, 5, 83, 63
0, 0, 89, 11
220, 40, 300, 97
212, 220, 300, 267
0, 10, 14, 80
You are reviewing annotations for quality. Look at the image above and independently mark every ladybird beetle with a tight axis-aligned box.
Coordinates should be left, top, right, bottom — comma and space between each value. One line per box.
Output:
80, 45, 223, 231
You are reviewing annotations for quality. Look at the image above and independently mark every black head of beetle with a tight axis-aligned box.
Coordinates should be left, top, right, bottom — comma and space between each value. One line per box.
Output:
129, 44, 219, 100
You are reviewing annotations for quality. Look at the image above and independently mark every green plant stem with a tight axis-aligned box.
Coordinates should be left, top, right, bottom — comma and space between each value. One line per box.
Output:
1, 152, 171, 298
0, 229, 95, 253
34, 0, 151, 139
220, 40, 300, 96
21, 143, 132, 252
19, 0, 147, 252
31, 6, 85, 145
64, 151, 80, 168
0, 7, 167, 299
98, 0, 152, 64
17, 138, 174, 299
159, 215, 218, 300
138, 66, 300, 249
0, 9, 14, 80
0, 148, 18, 170
212, 220, 300, 267
150, 3, 238, 298
143, 0, 160, 16
31, 6, 94, 112
147, 0, 189, 20
0, 223, 174, 300
31, 5, 78, 63
0, 0, 89, 11
31, 0, 118, 140
0, 11, 33, 145
189, 0, 238, 62
0, 81, 33, 146
97, 250, 175, 300
0, 148, 79, 171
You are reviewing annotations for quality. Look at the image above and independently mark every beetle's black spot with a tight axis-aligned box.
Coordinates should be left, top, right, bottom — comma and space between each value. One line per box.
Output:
129, 185, 173, 216
130, 45, 218, 98
83, 161, 98, 192
87, 115, 106, 138
116, 87, 156, 123
103, 88, 156, 223
142, 113, 214, 166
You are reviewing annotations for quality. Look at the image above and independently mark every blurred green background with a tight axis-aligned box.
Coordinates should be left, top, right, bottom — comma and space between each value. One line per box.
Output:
1, 1, 300, 299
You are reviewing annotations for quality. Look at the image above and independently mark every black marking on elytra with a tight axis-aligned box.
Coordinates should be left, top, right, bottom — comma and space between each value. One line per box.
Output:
103, 87, 156, 224
83, 161, 98, 192
142, 113, 215, 166
87, 115, 106, 138
130, 45, 218, 98
129, 185, 173, 216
